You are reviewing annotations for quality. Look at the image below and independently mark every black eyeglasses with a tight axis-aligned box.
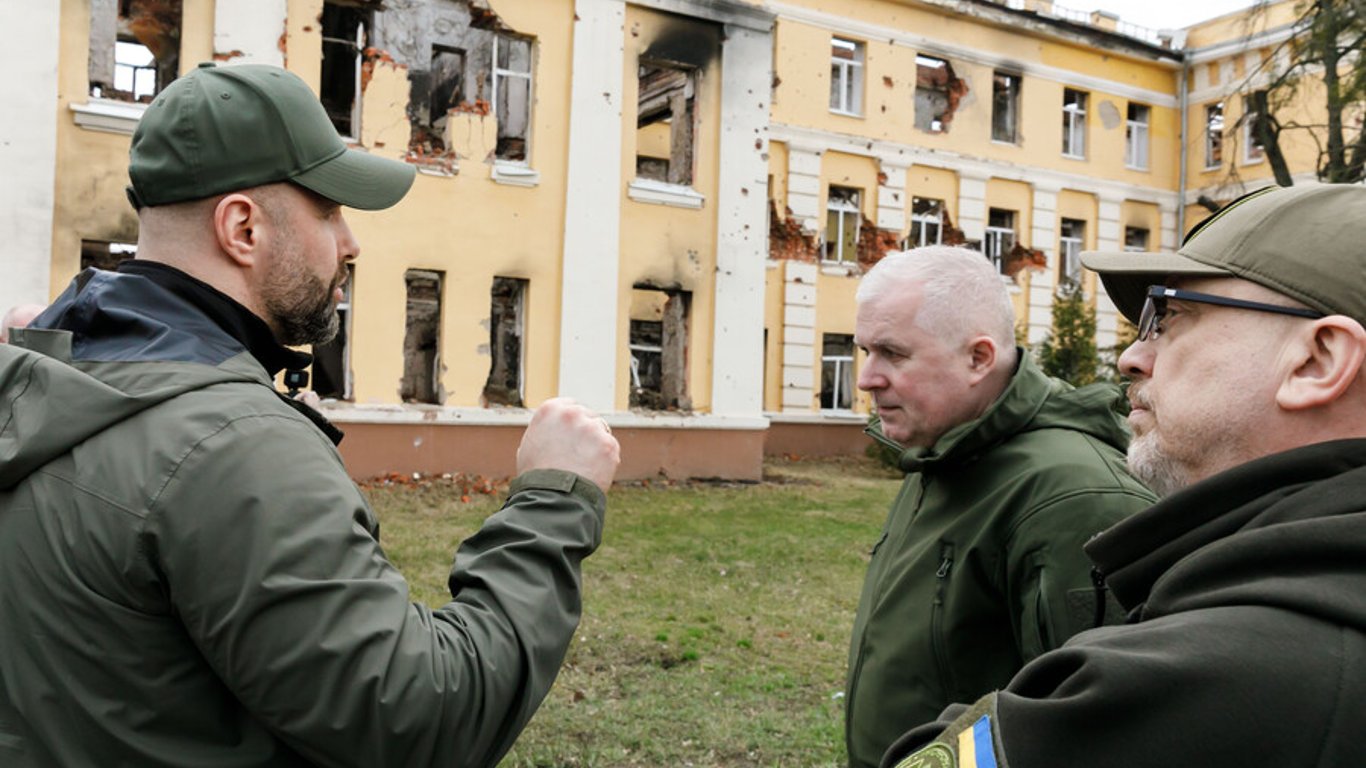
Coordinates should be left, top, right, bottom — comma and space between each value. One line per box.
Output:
1138, 285, 1324, 341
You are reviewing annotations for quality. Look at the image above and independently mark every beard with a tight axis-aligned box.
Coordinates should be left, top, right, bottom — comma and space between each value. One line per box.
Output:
1126, 430, 1191, 498
261, 242, 343, 346
1124, 384, 1191, 498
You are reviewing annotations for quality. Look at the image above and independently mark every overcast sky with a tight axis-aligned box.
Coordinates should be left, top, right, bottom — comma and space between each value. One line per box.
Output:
1081, 0, 1260, 31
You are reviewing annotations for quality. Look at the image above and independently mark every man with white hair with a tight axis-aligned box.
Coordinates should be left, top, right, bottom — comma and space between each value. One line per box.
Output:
880, 184, 1366, 768
844, 246, 1154, 768
0, 303, 45, 344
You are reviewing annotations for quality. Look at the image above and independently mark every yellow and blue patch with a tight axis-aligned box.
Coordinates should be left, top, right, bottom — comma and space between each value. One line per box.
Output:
891, 714, 999, 768
954, 715, 998, 768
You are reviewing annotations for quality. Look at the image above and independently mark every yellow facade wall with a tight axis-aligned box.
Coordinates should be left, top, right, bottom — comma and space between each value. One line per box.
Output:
763, 265, 784, 412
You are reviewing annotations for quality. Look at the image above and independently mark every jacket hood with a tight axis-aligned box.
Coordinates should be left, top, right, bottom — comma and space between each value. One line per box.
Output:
1087, 439, 1366, 633
868, 351, 1133, 474
0, 270, 268, 490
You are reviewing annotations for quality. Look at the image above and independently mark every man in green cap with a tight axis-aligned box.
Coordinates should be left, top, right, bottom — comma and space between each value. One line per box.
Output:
880, 183, 1366, 768
0, 63, 619, 767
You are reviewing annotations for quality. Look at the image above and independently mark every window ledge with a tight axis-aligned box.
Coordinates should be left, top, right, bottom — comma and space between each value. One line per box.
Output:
70, 98, 147, 135
990, 139, 1019, 147
491, 161, 541, 187
415, 163, 458, 178
820, 262, 859, 276
1061, 152, 1086, 161
628, 178, 705, 209
829, 108, 864, 118
1125, 163, 1150, 172
1242, 156, 1266, 166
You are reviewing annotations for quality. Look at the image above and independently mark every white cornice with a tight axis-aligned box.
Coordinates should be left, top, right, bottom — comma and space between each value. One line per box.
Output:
766, 0, 1180, 109
1184, 23, 1299, 65
769, 121, 1180, 209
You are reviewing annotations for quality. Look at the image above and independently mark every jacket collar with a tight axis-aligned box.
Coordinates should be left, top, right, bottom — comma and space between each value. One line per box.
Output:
1086, 439, 1366, 614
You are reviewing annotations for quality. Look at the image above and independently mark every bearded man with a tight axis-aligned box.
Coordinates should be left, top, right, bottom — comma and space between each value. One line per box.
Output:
0, 63, 618, 768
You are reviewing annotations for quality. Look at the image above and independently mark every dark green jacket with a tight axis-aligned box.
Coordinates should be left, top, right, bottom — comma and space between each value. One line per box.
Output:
845, 353, 1154, 768
882, 440, 1366, 768
0, 269, 605, 767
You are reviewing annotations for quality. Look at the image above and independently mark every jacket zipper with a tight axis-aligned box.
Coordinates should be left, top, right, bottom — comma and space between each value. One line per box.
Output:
930, 542, 956, 696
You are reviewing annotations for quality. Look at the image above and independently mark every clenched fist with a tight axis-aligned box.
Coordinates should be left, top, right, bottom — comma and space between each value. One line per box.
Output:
515, 398, 621, 491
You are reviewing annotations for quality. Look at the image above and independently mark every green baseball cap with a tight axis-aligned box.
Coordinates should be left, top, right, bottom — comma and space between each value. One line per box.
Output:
1081, 183, 1366, 325
128, 62, 415, 210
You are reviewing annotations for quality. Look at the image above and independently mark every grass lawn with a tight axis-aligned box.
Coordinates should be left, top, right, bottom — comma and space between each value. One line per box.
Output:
365, 455, 902, 767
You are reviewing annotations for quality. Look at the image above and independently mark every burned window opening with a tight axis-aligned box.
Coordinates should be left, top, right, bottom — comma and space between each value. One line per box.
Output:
482, 277, 527, 407
629, 287, 690, 411
400, 270, 443, 405
321, 2, 372, 138
824, 186, 861, 264
914, 55, 965, 133
636, 63, 696, 186
906, 197, 945, 248
985, 208, 1017, 274
312, 264, 355, 400
80, 240, 138, 271
384, 1, 534, 164
992, 71, 1021, 144
89, 0, 182, 102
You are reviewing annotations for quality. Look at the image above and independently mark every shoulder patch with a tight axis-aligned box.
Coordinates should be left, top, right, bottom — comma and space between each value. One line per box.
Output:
889, 697, 1003, 768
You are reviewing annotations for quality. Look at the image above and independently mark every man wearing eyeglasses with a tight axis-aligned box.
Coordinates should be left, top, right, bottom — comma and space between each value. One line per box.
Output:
879, 183, 1366, 768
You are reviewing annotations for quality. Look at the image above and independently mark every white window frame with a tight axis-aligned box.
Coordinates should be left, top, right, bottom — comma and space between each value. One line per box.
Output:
829, 37, 864, 117
906, 197, 944, 248
1242, 94, 1266, 164
1062, 88, 1087, 159
493, 34, 534, 164
985, 209, 1016, 274
1205, 102, 1224, 170
1059, 219, 1084, 285
113, 40, 158, 101
824, 187, 862, 264
820, 334, 855, 412
1126, 103, 1150, 170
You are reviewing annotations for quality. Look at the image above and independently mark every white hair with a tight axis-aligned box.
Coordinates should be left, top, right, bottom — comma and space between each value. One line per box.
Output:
857, 246, 1017, 351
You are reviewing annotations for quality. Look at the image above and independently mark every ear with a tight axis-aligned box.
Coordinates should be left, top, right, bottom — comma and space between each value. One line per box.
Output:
965, 335, 998, 384
213, 193, 267, 268
1276, 316, 1366, 411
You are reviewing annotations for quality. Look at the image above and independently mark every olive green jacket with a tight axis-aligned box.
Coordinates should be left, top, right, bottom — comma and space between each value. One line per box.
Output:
845, 354, 1154, 768
0, 269, 605, 767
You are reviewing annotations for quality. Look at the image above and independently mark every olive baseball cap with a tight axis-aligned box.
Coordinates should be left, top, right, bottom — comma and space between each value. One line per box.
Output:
1081, 184, 1366, 325
128, 62, 415, 210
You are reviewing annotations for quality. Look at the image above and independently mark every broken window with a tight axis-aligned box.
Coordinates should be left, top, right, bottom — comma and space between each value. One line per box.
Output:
824, 186, 861, 264
80, 240, 138, 271
1242, 91, 1266, 163
321, 2, 371, 139
636, 63, 696, 186
312, 264, 355, 400
1059, 219, 1084, 285
493, 35, 532, 162
482, 277, 526, 407
906, 197, 944, 249
1062, 88, 1087, 158
400, 270, 443, 405
427, 45, 467, 150
629, 287, 690, 411
1126, 102, 1150, 170
1124, 226, 1150, 252
914, 55, 954, 132
89, 0, 182, 102
820, 334, 855, 411
1205, 102, 1224, 169
992, 71, 1021, 144
385, 4, 536, 162
830, 37, 864, 116
985, 208, 1016, 274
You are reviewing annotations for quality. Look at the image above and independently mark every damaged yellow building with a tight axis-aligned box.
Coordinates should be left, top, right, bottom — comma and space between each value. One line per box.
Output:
1, 0, 1318, 480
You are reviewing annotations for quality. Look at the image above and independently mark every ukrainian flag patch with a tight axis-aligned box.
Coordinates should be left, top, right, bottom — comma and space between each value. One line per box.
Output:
954, 715, 998, 768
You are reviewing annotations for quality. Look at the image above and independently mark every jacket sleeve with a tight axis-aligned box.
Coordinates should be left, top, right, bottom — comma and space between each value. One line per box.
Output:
1005, 487, 1151, 660
881, 612, 1352, 768
147, 412, 605, 768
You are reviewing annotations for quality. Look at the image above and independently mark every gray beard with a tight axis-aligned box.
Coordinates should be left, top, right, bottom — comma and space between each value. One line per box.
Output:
1126, 433, 1190, 498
